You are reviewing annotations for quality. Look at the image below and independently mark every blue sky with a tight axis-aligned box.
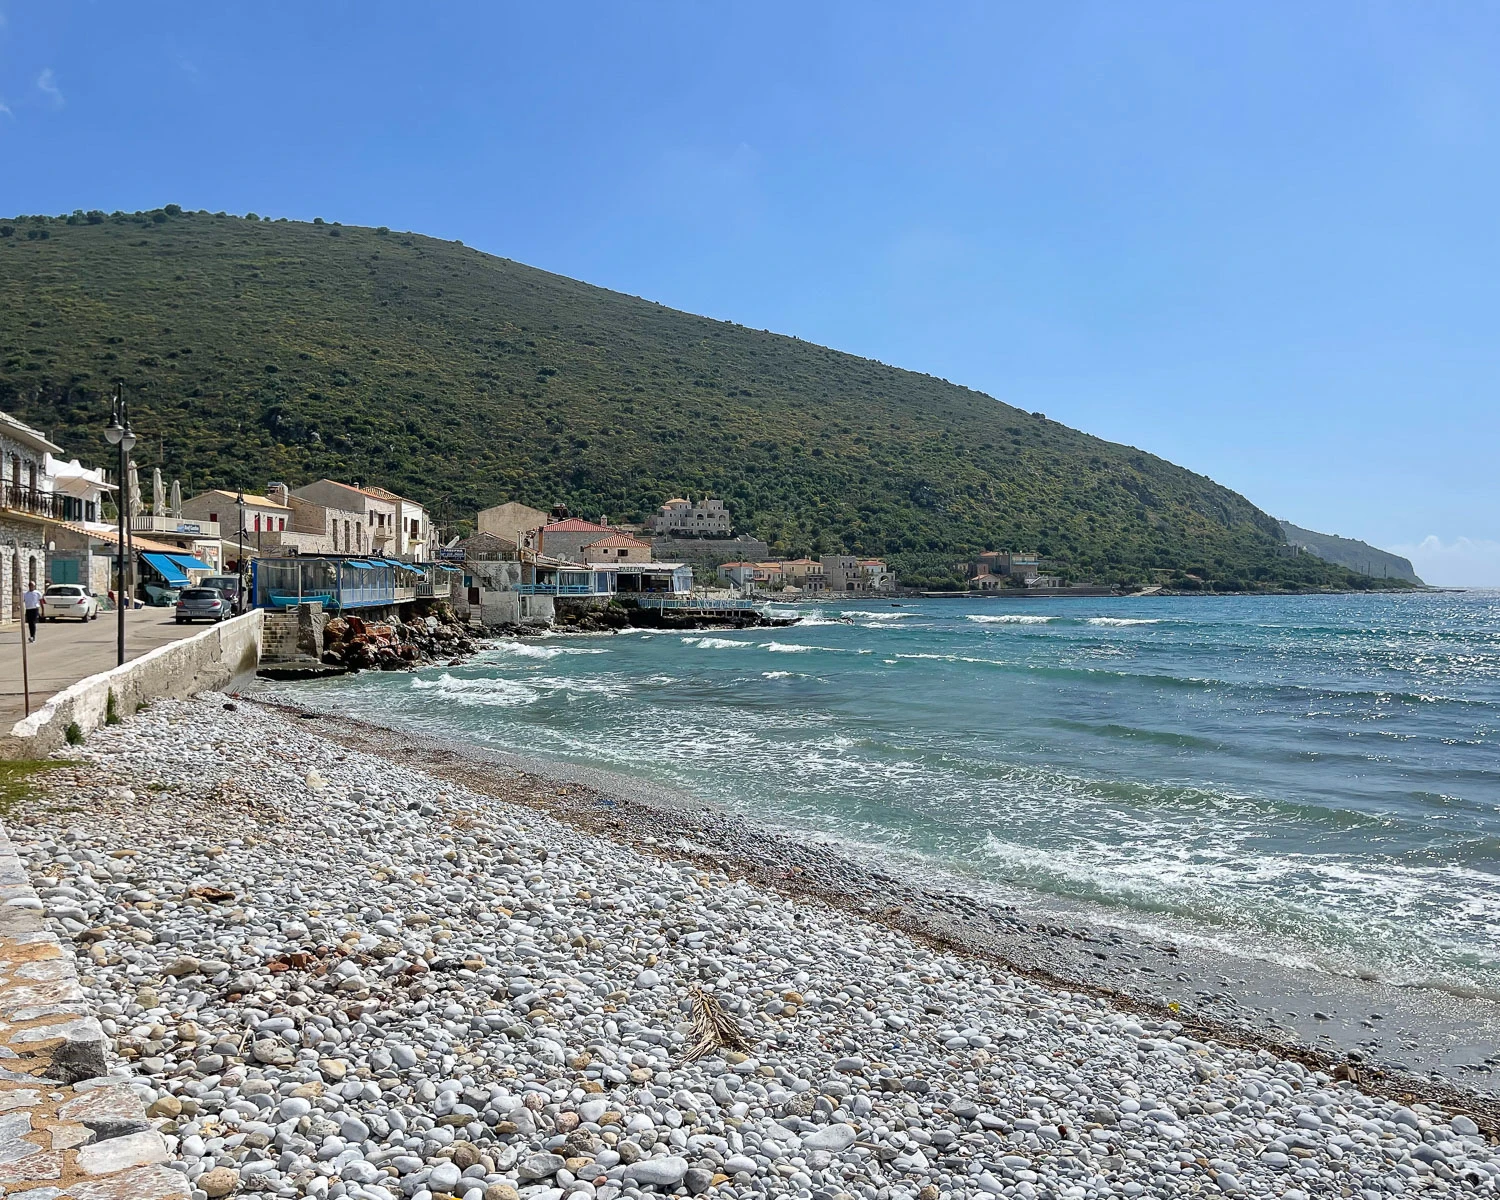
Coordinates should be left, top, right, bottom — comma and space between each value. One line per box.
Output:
3, 3, 1497, 583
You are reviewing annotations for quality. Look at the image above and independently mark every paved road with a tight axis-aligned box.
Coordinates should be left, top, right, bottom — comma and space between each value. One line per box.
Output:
0, 607, 205, 729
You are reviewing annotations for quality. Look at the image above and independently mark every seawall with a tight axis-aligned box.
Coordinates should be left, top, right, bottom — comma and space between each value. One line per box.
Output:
0, 611, 263, 759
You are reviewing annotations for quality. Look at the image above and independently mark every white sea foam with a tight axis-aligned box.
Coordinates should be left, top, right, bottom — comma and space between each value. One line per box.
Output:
1088, 617, 1160, 626
967, 614, 1054, 624
842, 610, 912, 621
680, 636, 752, 649
762, 670, 801, 679
516, 673, 634, 698
763, 642, 815, 653
485, 641, 611, 660
775, 609, 848, 626
410, 673, 538, 707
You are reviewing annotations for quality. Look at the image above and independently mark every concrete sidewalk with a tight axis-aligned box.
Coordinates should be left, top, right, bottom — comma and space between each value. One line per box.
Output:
0, 608, 205, 732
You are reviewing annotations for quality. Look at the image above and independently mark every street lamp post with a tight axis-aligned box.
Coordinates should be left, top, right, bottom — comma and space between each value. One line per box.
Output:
103, 385, 136, 667
236, 491, 247, 613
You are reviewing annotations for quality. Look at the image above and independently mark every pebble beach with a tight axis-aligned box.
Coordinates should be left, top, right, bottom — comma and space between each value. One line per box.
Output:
13, 693, 1500, 1200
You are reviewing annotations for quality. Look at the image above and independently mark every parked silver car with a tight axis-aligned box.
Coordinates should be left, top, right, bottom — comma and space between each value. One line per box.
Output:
41, 583, 99, 622
175, 587, 229, 624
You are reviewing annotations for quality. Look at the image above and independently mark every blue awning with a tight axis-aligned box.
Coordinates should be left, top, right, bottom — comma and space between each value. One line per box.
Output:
169, 553, 213, 572
343, 560, 374, 569
141, 552, 189, 587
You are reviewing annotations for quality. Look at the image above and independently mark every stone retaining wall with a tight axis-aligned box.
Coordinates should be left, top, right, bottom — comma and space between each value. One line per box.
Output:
0, 612, 263, 760
0, 825, 184, 1198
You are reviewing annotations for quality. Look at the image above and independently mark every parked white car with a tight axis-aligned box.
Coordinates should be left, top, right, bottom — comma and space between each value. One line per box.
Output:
41, 583, 99, 622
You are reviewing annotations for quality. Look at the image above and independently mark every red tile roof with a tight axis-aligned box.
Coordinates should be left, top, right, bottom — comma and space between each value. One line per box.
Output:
544, 518, 613, 533
583, 533, 650, 549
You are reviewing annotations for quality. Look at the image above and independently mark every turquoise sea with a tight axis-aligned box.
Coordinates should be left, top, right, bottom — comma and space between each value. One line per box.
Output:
282, 591, 1500, 999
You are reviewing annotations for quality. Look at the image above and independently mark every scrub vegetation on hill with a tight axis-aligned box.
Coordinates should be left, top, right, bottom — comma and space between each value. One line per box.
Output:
0, 207, 1388, 590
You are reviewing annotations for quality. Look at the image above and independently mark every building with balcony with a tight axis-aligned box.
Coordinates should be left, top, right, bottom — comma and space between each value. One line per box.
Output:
181, 489, 292, 572
291, 480, 400, 556
969, 550, 1041, 589
42, 455, 117, 592
779, 558, 828, 591
859, 559, 895, 590
716, 561, 784, 589
353, 485, 435, 561
259, 484, 367, 559
646, 496, 732, 537
0, 411, 67, 621
821, 555, 867, 592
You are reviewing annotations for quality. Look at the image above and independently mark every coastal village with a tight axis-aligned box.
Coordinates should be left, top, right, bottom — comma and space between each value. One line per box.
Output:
0, 410, 1468, 1200
0, 401, 954, 635
0, 397, 1102, 641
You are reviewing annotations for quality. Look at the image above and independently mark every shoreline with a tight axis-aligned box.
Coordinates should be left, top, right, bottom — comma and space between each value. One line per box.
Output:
250, 694, 1500, 1126
16, 691, 1500, 1200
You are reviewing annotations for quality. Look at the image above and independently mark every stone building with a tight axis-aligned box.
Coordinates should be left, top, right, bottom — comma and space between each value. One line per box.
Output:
350, 485, 435, 561
0, 411, 65, 623
290, 480, 400, 557
582, 533, 653, 563
536, 517, 614, 563
969, 551, 1041, 588
181, 489, 292, 571
821, 555, 868, 593
647, 497, 731, 537
477, 501, 548, 548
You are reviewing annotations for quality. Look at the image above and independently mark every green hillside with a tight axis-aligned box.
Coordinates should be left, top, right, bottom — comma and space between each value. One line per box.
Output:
0, 207, 1379, 591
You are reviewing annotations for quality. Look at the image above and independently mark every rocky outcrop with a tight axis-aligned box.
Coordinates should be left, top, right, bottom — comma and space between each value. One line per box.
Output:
320, 610, 478, 672
550, 601, 633, 634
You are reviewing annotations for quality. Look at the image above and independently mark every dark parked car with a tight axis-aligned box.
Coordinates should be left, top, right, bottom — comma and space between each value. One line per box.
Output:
200, 575, 243, 609
175, 587, 229, 624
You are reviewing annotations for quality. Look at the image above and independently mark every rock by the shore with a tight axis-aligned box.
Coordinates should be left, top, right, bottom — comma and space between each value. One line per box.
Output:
321, 608, 478, 672
14, 693, 1500, 1200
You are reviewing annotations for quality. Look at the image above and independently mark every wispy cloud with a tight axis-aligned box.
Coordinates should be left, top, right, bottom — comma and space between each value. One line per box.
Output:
1390, 535, 1500, 588
36, 67, 62, 107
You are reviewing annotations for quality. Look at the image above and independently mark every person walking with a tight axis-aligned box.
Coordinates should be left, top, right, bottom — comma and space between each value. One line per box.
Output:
21, 583, 41, 643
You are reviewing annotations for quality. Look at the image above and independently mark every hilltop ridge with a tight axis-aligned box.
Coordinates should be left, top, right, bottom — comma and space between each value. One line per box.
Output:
0, 207, 1379, 590
1279, 521, 1423, 584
